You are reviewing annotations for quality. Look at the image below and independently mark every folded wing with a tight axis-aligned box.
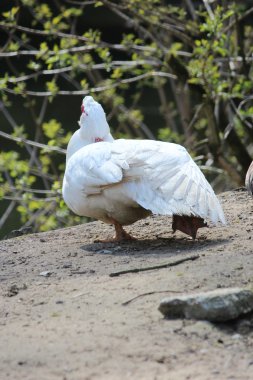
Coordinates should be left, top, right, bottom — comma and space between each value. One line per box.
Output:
111, 139, 226, 225
64, 139, 226, 225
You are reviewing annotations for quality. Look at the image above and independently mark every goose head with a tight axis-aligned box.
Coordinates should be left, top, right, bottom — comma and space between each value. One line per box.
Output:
79, 96, 111, 142
66, 96, 113, 162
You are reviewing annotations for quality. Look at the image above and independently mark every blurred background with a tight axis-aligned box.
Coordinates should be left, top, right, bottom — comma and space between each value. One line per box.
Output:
0, 0, 253, 238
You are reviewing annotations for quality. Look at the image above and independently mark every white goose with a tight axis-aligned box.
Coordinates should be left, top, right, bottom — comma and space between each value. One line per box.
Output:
62, 96, 226, 241
246, 161, 253, 195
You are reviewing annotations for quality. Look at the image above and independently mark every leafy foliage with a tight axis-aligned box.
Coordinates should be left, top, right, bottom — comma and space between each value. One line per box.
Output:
0, 0, 253, 237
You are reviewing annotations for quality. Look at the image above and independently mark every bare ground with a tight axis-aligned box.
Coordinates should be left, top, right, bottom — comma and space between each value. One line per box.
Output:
0, 189, 253, 380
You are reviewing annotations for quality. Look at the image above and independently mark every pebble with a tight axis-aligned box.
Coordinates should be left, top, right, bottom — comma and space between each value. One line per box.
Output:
232, 334, 241, 340
98, 249, 112, 254
39, 271, 52, 277
5, 285, 19, 297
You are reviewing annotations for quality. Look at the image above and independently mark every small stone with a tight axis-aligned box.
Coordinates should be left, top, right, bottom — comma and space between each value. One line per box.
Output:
158, 288, 253, 322
5, 284, 19, 297
98, 249, 112, 254
39, 271, 52, 277
67, 252, 78, 257
17, 361, 26, 366
232, 334, 241, 340
62, 263, 72, 268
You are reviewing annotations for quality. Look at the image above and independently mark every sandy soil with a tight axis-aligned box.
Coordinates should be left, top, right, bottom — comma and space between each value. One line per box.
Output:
1, 189, 253, 380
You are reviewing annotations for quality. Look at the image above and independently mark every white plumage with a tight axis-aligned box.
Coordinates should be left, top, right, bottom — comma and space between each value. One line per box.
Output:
62, 96, 226, 241
246, 161, 253, 195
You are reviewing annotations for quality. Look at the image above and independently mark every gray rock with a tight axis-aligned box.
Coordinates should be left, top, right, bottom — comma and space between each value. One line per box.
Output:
158, 288, 253, 322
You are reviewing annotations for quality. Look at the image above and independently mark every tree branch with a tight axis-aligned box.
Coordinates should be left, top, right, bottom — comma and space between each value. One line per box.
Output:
0, 131, 66, 155
3, 71, 177, 96
0, 201, 16, 230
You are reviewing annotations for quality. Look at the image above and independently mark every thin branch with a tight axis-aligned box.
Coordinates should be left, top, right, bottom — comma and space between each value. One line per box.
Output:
3, 71, 177, 96
0, 201, 16, 229
22, 201, 57, 229
202, 0, 214, 20
122, 289, 183, 306
187, 103, 204, 133
64, 0, 96, 4
0, 100, 52, 177
0, 22, 89, 42
237, 96, 253, 113
0, 44, 95, 58
103, 0, 193, 47
199, 165, 224, 174
38, 96, 49, 125
229, 99, 253, 130
109, 255, 200, 277
102, 0, 167, 51
118, 103, 155, 140
184, 0, 198, 20
7, 186, 58, 194
2, 60, 161, 84
0, 22, 160, 53
216, 56, 253, 63
154, 78, 178, 133
224, 6, 253, 33
29, 169, 55, 181
2, 195, 57, 202
0, 130, 66, 154
28, 96, 51, 190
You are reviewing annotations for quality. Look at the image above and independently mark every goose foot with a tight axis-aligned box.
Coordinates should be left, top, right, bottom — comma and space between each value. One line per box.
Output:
172, 215, 207, 240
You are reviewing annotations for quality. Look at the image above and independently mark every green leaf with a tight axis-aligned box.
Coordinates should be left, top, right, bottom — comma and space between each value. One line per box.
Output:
42, 119, 61, 139
46, 80, 59, 96
95, 1, 103, 7
2, 7, 19, 21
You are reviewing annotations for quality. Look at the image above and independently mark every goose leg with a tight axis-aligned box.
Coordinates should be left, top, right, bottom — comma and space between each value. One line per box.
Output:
113, 220, 136, 241
172, 215, 207, 240
94, 219, 136, 243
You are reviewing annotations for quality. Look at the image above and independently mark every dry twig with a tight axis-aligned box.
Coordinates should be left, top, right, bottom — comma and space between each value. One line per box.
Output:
122, 289, 183, 306
109, 255, 200, 277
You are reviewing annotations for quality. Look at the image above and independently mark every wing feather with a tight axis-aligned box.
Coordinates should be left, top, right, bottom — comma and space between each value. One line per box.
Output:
111, 140, 226, 224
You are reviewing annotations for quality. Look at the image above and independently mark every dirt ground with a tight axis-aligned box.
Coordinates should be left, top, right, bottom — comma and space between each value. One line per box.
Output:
0, 189, 253, 380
